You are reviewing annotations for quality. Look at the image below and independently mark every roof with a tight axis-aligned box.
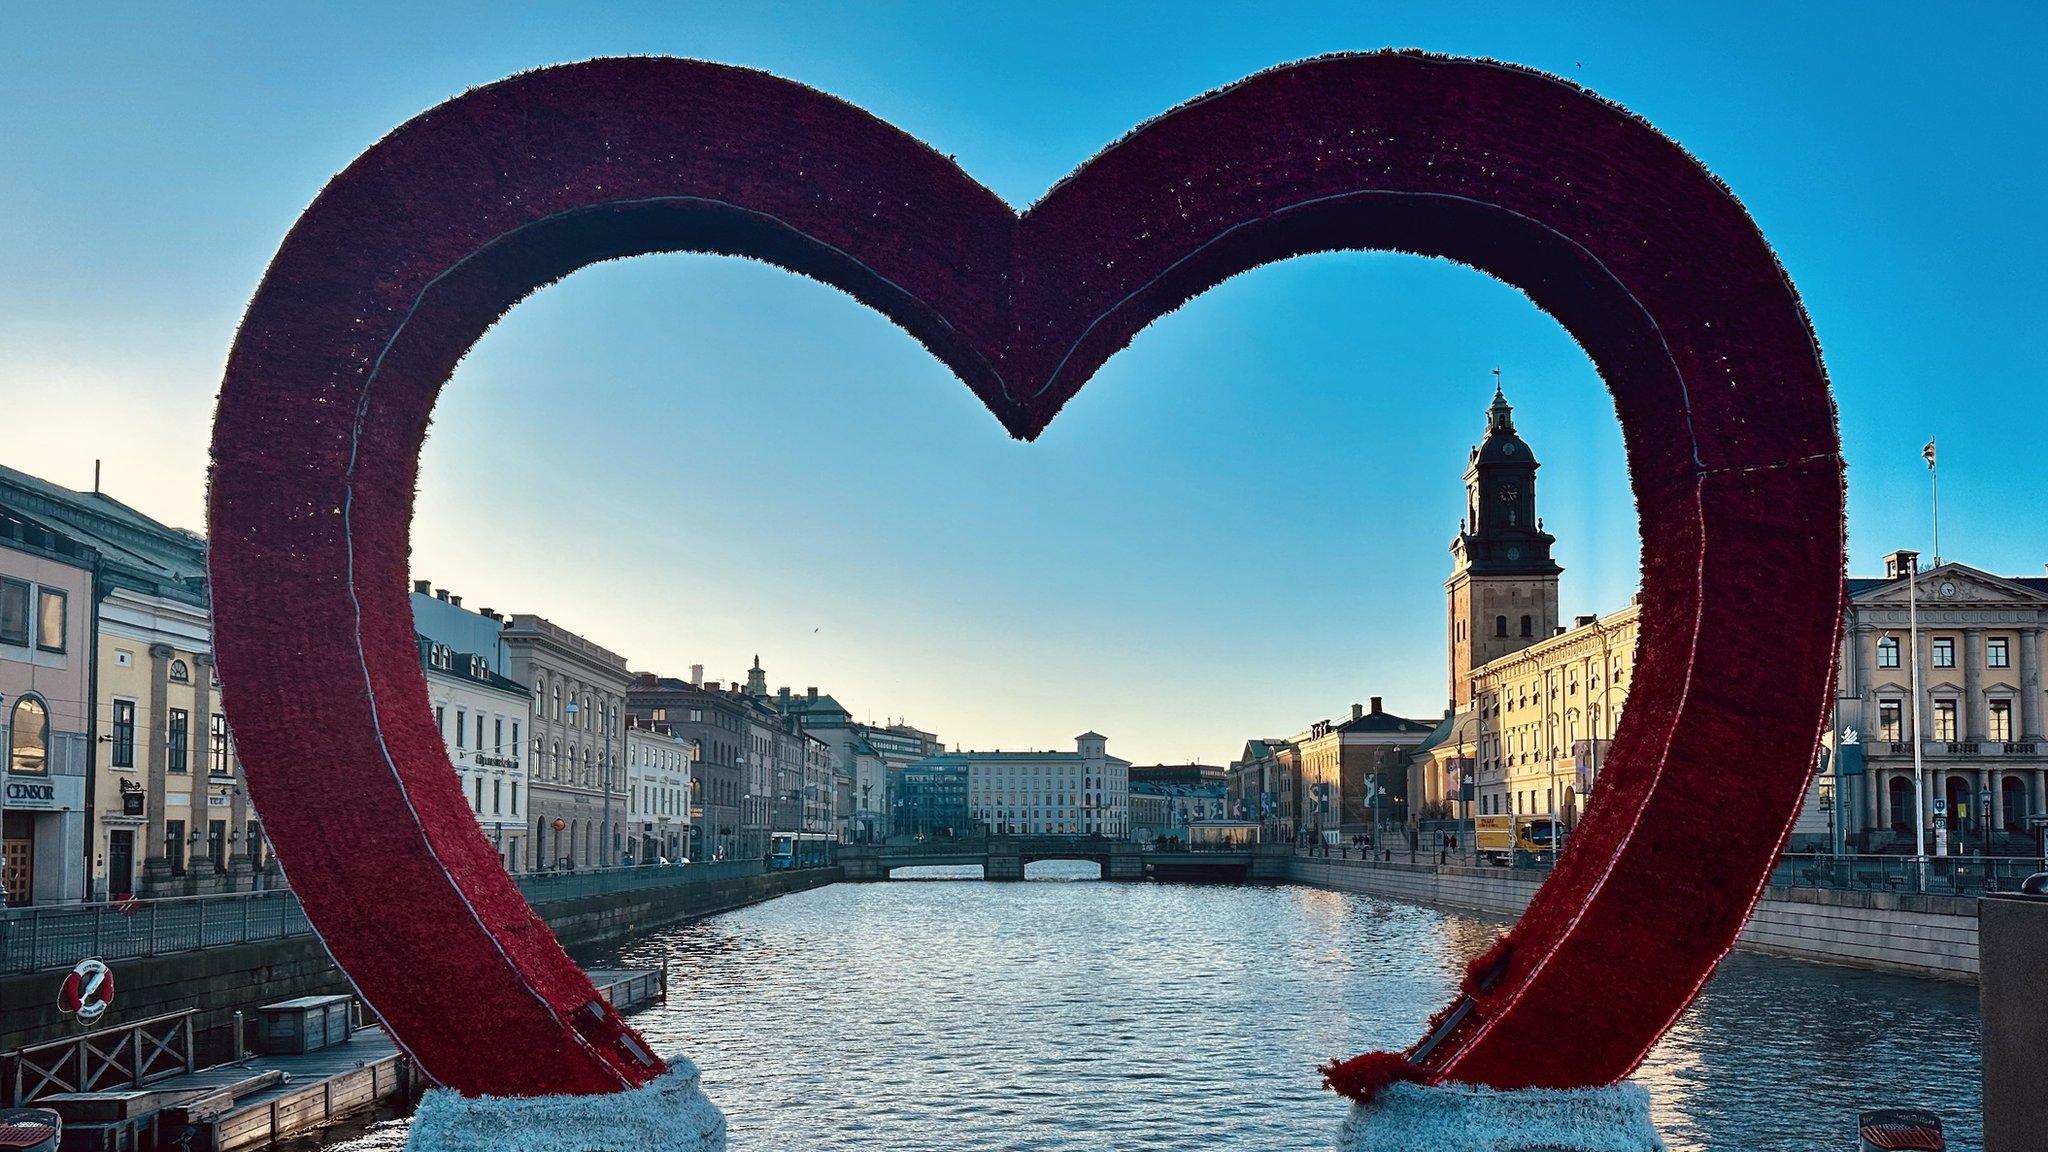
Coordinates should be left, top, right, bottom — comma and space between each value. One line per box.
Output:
0, 462, 210, 605
1336, 707, 1437, 735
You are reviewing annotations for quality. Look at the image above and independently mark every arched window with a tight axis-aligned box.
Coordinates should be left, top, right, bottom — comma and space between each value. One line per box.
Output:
169, 659, 191, 683
1521, 615, 1534, 638
8, 695, 49, 774
1495, 615, 1508, 638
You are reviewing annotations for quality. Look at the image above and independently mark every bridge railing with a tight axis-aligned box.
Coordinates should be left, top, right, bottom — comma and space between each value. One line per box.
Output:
0, 858, 796, 974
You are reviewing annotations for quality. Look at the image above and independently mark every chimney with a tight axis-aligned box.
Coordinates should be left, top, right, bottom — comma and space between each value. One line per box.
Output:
480, 608, 496, 621
1370, 696, 1383, 714
690, 664, 704, 687
1351, 703, 1364, 721
434, 588, 449, 601
807, 687, 818, 700
1576, 614, 1597, 628
449, 594, 462, 608
778, 687, 791, 705
705, 681, 721, 692
412, 579, 431, 594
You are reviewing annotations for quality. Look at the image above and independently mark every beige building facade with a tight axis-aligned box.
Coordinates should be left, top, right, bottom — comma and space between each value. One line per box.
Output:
1829, 552, 2046, 853
507, 614, 632, 871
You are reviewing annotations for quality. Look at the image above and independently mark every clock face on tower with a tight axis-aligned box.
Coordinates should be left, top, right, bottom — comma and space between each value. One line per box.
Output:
1498, 483, 1521, 504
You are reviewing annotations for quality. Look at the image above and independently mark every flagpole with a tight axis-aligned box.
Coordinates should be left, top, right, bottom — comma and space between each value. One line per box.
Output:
1925, 437, 1941, 565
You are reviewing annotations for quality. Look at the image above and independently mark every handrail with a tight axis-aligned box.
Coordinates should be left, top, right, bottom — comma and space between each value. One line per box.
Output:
0, 858, 820, 975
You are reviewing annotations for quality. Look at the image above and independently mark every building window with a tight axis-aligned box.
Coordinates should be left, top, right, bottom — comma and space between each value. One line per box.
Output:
1878, 700, 1902, 742
435, 705, 445, 737
493, 778, 502, 815
8, 695, 49, 774
1520, 615, 1534, 638
167, 708, 189, 773
1987, 637, 2010, 669
35, 588, 66, 653
1495, 616, 1507, 638
475, 713, 484, 752
1932, 700, 1957, 743
0, 577, 29, 646
111, 700, 136, 768
169, 659, 190, 683
210, 714, 231, 774
456, 709, 467, 749
208, 820, 227, 871
1932, 637, 1955, 669
511, 781, 520, 816
248, 820, 266, 869
1877, 636, 1899, 668
1989, 700, 2013, 743
165, 819, 187, 876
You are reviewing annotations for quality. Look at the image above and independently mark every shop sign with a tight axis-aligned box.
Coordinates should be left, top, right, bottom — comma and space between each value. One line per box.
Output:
5, 779, 58, 807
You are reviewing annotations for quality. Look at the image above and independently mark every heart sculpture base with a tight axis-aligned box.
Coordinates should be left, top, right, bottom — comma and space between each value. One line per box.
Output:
400, 1073, 1664, 1152
403, 1060, 725, 1152
1338, 1082, 1666, 1152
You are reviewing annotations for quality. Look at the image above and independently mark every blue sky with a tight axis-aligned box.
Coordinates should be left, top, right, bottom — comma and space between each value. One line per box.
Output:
3, 3, 2043, 764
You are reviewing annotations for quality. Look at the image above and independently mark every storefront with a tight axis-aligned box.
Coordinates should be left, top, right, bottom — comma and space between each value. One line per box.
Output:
3, 725, 88, 906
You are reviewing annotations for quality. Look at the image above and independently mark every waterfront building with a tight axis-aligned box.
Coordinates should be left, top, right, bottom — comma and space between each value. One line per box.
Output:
624, 720, 694, 862
2, 465, 267, 902
1827, 552, 2047, 854
1, 503, 92, 905
505, 613, 630, 870
1408, 384, 1639, 828
947, 732, 1130, 837
773, 682, 886, 841
412, 586, 529, 872
1293, 698, 1437, 840
891, 758, 971, 837
1227, 738, 1300, 844
627, 669, 746, 860
1129, 781, 1228, 843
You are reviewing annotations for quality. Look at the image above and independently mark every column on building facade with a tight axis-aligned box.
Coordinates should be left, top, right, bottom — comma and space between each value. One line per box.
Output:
141, 643, 174, 885
191, 654, 220, 890
2022, 628, 2043, 739
1988, 765, 2003, 830
1963, 629, 1985, 742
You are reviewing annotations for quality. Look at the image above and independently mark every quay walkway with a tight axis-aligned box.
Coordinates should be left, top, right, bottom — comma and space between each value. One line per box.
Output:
0, 860, 769, 976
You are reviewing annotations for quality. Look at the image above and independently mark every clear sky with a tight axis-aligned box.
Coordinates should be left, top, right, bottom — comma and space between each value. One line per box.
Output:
4, 3, 2043, 765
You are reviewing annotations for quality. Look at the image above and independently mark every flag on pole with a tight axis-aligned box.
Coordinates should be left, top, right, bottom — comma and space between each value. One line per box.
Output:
1923, 438, 1936, 470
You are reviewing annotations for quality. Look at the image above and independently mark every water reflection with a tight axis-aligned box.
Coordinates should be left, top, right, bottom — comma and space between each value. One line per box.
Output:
311, 862, 1978, 1151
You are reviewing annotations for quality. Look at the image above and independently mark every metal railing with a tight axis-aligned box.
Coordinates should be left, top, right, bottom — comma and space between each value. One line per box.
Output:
1768, 853, 2046, 897
0, 857, 795, 974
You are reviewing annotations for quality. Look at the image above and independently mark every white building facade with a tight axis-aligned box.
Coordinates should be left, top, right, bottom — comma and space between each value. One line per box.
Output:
421, 636, 530, 873
625, 721, 694, 863
963, 732, 1130, 837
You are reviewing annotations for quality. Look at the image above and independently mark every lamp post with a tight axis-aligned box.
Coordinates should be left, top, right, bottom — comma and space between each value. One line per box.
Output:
1905, 551, 1928, 889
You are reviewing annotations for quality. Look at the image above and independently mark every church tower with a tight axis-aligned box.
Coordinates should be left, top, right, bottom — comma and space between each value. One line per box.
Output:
1445, 381, 1561, 707
745, 655, 768, 697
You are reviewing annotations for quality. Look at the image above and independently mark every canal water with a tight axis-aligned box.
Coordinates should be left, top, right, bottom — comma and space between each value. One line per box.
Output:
313, 863, 1980, 1151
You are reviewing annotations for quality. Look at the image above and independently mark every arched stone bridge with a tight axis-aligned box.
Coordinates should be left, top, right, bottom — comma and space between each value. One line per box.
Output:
840, 836, 1149, 881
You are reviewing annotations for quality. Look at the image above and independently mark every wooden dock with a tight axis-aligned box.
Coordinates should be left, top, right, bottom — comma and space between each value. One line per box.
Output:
12, 968, 665, 1151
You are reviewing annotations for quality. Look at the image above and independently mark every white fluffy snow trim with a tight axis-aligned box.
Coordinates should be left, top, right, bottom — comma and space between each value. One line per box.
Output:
1337, 1080, 1665, 1152
404, 1060, 726, 1152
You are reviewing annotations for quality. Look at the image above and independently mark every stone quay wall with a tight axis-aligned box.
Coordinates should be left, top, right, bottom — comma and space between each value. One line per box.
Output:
0, 866, 839, 1064
1285, 855, 1979, 981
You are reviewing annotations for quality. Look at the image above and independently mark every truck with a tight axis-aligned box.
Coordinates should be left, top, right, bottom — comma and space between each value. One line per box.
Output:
1473, 814, 1563, 863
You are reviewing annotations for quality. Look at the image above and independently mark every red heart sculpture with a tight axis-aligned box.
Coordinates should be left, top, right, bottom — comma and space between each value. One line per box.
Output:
208, 52, 1843, 1100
